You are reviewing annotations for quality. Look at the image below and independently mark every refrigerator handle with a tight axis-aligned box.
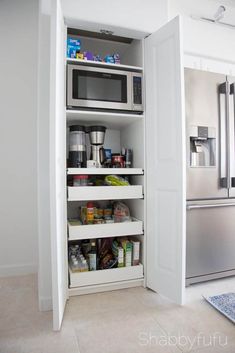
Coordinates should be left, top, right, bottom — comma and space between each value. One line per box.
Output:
219, 82, 230, 189
187, 203, 235, 210
229, 82, 235, 188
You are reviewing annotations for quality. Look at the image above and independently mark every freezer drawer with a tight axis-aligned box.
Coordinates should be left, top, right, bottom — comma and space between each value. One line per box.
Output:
186, 201, 235, 281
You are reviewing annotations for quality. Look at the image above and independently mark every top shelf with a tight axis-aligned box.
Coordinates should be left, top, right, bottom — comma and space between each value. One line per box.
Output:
66, 58, 143, 72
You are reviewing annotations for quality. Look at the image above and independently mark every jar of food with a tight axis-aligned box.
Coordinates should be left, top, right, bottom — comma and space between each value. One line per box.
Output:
104, 204, 112, 219
111, 154, 125, 168
73, 175, 88, 186
87, 202, 94, 224
96, 208, 104, 219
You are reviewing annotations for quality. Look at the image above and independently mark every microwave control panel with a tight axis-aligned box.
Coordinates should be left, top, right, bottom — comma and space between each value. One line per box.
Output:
133, 76, 142, 106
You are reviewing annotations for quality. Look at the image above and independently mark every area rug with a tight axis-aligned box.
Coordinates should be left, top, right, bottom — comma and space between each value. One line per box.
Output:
203, 293, 235, 324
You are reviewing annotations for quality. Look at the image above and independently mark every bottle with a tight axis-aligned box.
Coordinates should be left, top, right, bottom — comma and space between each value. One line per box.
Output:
125, 149, 133, 168
88, 240, 97, 271
86, 202, 94, 224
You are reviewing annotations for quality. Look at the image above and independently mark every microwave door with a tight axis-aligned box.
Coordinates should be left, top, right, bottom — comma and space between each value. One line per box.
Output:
67, 65, 132, 111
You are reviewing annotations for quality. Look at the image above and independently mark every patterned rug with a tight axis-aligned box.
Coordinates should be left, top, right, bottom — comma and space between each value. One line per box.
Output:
204, 293, 235, 324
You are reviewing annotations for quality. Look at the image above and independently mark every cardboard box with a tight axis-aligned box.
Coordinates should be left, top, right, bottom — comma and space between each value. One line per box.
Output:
67, 37, 81, 58
120, 239, 132, 267
131, 238, 140, 266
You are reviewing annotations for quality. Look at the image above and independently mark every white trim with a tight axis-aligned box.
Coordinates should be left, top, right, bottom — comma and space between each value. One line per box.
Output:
184, 52, 235, 76
69, 264, 144, 288
0, 263, 37, 277
68, 279, 144, 296
68, 218, 143, 241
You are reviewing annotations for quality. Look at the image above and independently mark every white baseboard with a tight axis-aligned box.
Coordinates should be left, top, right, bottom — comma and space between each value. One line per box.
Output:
39, 296, 52, 311
0, 263, 37, 277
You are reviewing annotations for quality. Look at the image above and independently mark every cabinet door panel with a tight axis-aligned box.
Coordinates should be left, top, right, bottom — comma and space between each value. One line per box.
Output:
50, 0, 67, 331
145, 16, 186, 304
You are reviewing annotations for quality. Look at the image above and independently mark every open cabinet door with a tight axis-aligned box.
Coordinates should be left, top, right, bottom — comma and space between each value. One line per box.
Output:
145, 16, 186, 304
50, 0, 67, 330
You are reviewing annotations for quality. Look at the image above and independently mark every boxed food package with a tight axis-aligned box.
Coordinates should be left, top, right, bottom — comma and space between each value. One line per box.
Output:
120, 238, 132, 267
131, 238, 140, 266
112, 239, 124, 267
117, 247, 124, 267
67, 37, 81, 58
80, 206, 87, 224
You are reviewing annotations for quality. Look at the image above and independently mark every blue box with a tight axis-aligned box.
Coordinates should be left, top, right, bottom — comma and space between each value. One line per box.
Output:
105, 149, 112, 162
67, 37, 81, 58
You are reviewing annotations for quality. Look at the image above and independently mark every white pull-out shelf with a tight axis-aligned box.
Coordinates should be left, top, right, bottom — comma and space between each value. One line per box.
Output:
67, 168, 144, 175
67, 185, 143, 201
69, 264, 144, 288
68, 218, 143, 241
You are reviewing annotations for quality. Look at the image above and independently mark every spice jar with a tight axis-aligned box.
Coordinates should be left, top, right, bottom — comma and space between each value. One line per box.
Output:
73, 175, 88, 186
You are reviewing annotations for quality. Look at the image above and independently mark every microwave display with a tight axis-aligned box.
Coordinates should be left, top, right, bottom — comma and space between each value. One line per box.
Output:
73, 70, 127, 103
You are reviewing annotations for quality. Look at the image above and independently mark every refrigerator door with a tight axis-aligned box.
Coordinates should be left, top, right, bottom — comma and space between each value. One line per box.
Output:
228, 77, 235, 198
186, 199, 235, 284
185, 69, 228, 200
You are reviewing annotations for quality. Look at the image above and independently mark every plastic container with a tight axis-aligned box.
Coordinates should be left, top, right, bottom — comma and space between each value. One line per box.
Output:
73, 175, 88, 186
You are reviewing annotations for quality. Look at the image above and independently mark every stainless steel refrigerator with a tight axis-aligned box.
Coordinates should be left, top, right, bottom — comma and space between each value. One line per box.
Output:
185, 68, 235, 285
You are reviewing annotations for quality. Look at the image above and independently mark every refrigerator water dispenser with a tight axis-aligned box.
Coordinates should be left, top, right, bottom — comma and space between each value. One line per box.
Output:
189, 126, 216, 167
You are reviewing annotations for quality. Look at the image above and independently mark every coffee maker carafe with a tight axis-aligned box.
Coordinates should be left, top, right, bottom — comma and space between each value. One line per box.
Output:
88, 126, 106, 168
69, 125, 87, 168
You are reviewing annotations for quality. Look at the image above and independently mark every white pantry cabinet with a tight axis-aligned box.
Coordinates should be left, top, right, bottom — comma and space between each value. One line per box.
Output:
49, 0, 186, 331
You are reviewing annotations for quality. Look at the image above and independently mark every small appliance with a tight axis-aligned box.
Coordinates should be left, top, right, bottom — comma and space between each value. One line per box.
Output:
67, 64, 143, 112
68, 125, 87, 168
88, 126, 106, 167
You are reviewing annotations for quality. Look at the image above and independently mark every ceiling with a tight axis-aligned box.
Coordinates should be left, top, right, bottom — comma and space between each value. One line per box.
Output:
212, 0, 235, 7
41, 0, 235, 27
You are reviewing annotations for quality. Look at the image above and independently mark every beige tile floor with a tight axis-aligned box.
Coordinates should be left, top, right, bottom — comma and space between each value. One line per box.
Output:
0, 274, 235, 353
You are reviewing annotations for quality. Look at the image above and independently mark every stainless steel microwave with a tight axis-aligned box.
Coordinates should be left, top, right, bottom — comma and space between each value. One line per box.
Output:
67, 64, 143, 112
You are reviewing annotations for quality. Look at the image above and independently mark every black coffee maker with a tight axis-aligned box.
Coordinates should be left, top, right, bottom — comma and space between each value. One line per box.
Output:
68, 125, 87, 168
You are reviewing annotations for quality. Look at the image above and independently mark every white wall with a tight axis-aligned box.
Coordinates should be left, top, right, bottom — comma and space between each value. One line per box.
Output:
168, 0, 235, 66
0, 0, 38, 276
